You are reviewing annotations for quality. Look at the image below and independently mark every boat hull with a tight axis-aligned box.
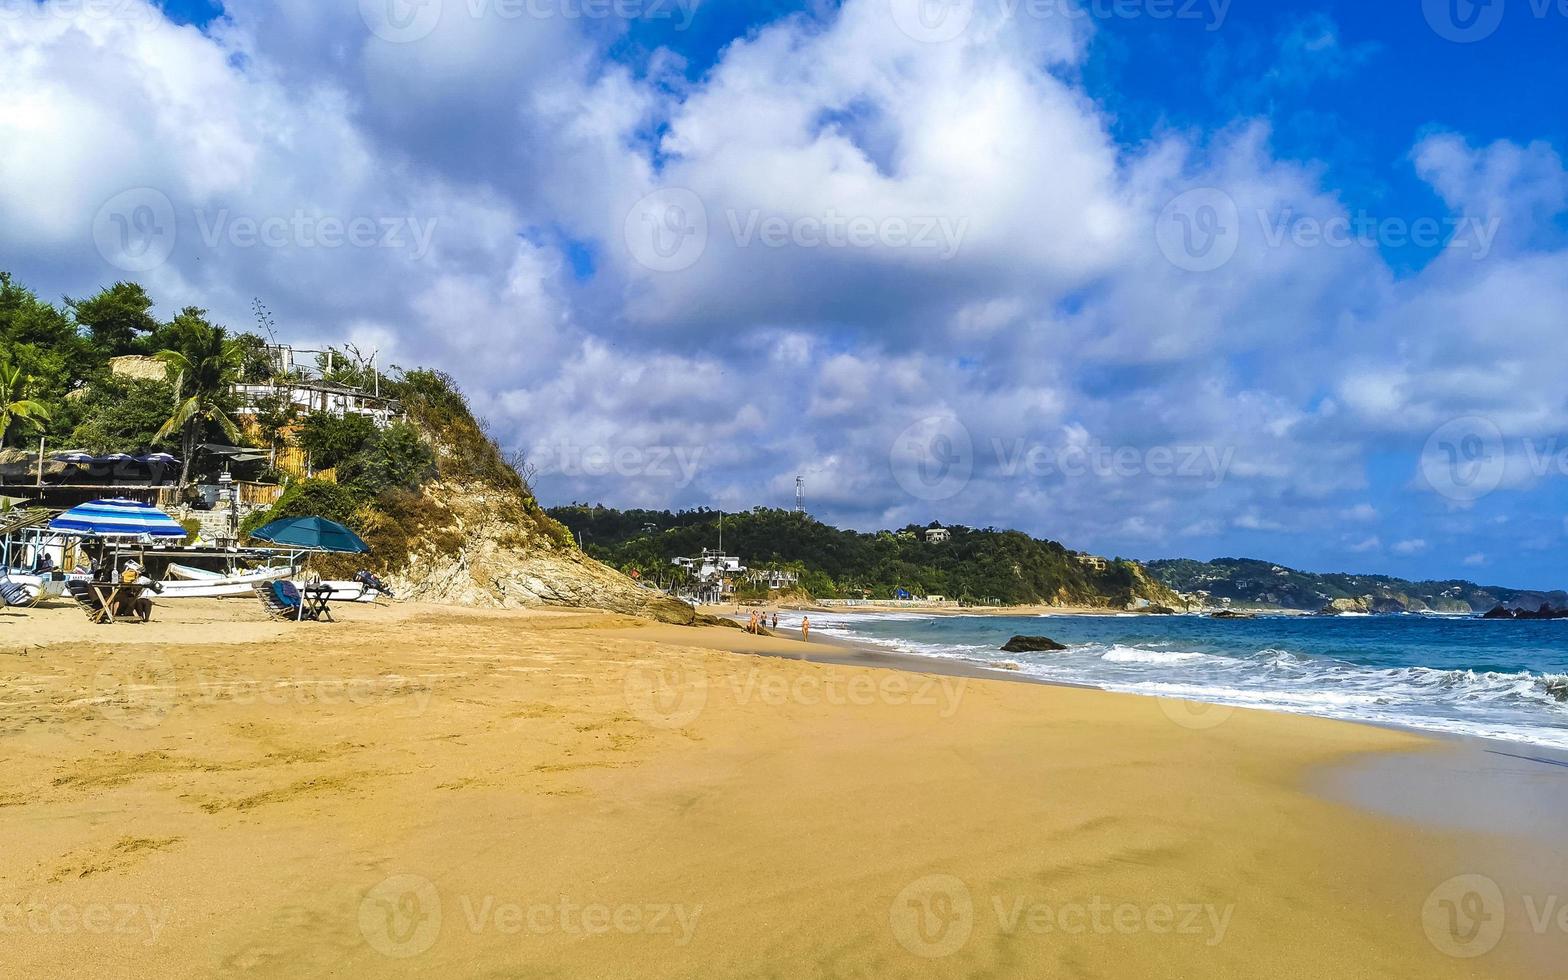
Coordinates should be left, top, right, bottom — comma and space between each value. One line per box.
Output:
157, 566, 294, 599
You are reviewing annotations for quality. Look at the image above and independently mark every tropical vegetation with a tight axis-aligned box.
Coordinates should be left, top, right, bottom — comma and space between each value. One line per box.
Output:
547, 505, 1175, 607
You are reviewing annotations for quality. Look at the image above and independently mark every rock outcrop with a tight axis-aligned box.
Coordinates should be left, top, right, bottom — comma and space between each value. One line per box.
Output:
387, 501, 698, 624
340, 379, 699, 625
1318, 597, 1371, 615
1001, 635, 1068, 653
1479, 603, 1568, 621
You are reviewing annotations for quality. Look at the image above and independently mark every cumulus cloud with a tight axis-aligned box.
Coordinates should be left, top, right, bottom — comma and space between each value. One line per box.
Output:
0, 0, 1564, 578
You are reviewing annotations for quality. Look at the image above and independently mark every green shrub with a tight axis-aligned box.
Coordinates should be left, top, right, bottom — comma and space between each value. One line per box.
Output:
241, 479, 363, 538
338, 421, 435, 498
298, 411, 376, 470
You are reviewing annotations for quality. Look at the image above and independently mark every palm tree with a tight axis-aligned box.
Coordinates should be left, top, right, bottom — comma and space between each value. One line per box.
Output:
0, 360, 50, 447
154, 317, 245, 488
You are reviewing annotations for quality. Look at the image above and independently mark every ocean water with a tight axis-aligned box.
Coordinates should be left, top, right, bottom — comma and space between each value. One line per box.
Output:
805, 612, 1568, 749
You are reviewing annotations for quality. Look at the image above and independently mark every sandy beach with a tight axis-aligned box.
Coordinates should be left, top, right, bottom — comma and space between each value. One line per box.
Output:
0, 599, 1555, 978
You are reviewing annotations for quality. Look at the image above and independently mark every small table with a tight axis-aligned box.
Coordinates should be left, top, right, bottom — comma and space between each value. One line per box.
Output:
89, 581, 146, 624
300, 584, 337, 622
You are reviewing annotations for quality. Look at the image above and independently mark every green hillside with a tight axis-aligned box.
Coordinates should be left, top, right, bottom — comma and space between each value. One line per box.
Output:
1147, 557, 1567, 613
547, 505, 1178, 608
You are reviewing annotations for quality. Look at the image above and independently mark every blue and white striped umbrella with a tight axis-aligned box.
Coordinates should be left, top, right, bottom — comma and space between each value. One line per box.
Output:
48, 499, 187, 539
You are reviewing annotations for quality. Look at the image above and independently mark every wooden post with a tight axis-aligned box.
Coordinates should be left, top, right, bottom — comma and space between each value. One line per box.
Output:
36, 436, 44, 487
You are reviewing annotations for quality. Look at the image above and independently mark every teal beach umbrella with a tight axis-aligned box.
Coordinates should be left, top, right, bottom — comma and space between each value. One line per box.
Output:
250, 516, 369, 553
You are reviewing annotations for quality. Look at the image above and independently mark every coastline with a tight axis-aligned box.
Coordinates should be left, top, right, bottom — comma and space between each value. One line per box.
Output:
0, 601, 1545, 977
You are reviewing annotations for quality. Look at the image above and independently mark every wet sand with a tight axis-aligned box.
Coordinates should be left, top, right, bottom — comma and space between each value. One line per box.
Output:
0, 600, 1547, 977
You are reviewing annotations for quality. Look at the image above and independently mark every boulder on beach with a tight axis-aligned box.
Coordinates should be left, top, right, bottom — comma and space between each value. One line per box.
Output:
1001, 635, 1068, 653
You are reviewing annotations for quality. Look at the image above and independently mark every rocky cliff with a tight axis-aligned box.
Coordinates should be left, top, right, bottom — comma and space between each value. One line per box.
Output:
337, 376, 698, 624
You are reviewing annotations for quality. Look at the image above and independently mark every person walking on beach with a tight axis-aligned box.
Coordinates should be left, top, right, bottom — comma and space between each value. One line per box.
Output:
771, 612, 779, 630
800, 616, 810, 642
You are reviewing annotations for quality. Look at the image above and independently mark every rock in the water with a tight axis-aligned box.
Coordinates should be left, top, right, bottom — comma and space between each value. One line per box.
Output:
1210, 610, 1256, 619
1001, 635, 1068, 653
1145, 605, 1178, 615
1482, 604, 1517, 620
1516, 603, 1568, 620
1319, 597, 1371, 616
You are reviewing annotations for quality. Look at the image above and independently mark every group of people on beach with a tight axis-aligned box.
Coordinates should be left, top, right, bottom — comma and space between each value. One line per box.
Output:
745, 610, 808, 640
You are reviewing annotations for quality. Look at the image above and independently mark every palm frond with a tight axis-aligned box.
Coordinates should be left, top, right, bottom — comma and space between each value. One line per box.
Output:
155, 396, 201, 441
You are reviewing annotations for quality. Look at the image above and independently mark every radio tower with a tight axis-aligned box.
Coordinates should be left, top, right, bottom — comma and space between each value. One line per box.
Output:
795, 475, 805, 516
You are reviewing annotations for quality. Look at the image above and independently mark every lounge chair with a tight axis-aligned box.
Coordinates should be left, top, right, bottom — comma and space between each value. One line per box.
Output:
0, 579, 36, 609
66, 579, 109, 623
256, 579, 317, 621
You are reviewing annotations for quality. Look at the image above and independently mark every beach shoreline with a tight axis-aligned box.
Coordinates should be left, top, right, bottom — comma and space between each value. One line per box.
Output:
0, 600, 1550, 977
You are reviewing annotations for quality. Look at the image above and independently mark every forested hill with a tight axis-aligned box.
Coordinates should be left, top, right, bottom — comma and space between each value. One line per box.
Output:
546, 505, 1179, 608
1147, 557, 1567, 613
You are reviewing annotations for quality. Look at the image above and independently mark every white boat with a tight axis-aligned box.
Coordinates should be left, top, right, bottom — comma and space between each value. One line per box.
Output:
157, 563, 295, 599
1, 571, 67, 602
319, 580, 387, 603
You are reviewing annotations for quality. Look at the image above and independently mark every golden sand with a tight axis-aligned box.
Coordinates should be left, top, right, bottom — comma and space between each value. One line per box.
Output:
0, 601, 1538, 977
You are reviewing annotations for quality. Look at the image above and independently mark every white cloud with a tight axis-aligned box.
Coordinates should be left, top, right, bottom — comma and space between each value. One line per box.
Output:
0, 1, 1564, 578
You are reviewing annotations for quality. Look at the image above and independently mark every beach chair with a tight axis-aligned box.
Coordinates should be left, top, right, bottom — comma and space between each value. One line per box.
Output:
0, 579, 35, 608
256, 580, 316, 621
66, 580, 109, 623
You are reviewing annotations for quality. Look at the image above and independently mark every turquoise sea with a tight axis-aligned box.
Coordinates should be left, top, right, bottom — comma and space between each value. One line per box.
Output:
807, 612, 1568, 749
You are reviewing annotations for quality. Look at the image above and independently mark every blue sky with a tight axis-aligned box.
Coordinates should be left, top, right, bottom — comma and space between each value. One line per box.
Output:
4, 0, 1568, 587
